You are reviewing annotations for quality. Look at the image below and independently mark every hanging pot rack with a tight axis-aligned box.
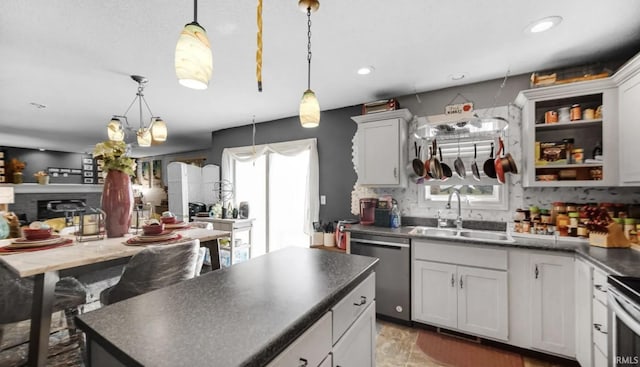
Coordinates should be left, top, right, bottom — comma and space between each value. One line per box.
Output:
413, 114, 509, 141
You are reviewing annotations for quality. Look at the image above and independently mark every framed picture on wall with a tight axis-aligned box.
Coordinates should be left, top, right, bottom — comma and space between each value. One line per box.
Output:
140, 161, 151, 188
82, 158, 93, 165
83, 171, 93, 177
152, 160, 163, 188
98, 177, 104, 184
83, 164, 93, 171
83, 178, 94, 184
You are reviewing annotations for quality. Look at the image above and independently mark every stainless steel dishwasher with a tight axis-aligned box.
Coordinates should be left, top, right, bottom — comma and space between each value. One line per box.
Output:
350, 232, 411, 322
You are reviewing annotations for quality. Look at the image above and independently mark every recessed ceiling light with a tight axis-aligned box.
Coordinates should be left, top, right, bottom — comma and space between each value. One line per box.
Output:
526, 16, 562, 34
357, 66, 374, 75
39, 148, 46, 151
450, 73, 467, 81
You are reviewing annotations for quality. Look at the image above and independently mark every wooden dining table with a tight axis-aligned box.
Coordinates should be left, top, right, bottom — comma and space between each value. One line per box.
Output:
0, 227, 230, 367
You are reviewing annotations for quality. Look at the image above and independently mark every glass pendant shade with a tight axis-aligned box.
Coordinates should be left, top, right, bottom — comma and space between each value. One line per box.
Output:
107, 118, 125, 141
175, 22, 213, 90
151, 118, 167, 142
299, 89, 320, 128
137, 128, 152, 147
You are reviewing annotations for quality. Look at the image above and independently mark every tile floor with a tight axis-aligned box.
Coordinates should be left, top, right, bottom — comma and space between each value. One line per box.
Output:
376, 320, 576, 367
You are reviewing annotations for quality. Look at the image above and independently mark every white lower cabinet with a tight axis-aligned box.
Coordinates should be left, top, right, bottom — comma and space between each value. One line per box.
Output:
530, 253, 575, 357
575, 258, 593, 367
412, 241, 508, 341
268, 273, 376, 367
332, 301, 376, 367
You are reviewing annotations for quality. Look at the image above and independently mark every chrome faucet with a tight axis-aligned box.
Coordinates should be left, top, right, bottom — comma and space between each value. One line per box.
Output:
446, 188, 463, 230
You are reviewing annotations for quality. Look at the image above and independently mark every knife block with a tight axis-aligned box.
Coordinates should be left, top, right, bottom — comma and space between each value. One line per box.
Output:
589, 222, 631, 248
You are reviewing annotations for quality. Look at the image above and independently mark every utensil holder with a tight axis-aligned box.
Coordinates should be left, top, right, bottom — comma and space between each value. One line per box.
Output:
323, 232, 335, 247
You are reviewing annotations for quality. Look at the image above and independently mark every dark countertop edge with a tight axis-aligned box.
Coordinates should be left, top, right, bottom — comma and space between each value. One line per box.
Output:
76, 255, 379, 367
347, 225, 634, 276
244, 264, 378, 367
75, 317, 143, 367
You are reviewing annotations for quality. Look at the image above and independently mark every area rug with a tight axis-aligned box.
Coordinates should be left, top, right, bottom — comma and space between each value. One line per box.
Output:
415, 329, 523, 367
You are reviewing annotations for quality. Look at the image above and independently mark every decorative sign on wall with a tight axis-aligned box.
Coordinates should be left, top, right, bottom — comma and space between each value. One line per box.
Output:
48, 167, 83, 177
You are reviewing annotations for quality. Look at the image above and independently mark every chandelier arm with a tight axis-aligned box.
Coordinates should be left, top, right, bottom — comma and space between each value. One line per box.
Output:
141, 96, 155, 118
306, 7, 312, 90
194, 0, 198, 23
121, 95, 139, 117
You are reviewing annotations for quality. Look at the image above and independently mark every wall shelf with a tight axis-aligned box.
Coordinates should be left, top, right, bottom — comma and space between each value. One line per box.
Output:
535, 119, 602, 131
7, 183, 104, 194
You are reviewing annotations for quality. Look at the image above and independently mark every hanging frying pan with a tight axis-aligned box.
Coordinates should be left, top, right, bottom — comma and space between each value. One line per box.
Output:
471, 144, 481, 181
483, 142, 497, 179
423, 146, 433, 180
454, 139, 466, 179
439, 147, 452, 181
430, 140, 443, 180
408, 141, 424, 180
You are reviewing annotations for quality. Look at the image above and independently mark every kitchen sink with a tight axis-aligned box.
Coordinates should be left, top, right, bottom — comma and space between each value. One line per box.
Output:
409, 226, 515, 244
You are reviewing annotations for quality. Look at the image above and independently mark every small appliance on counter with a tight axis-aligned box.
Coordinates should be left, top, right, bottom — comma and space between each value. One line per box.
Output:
359, 198, 378, 225
238, 201, 250, 219
188, 202, 208, 222
335, 219, 358, 250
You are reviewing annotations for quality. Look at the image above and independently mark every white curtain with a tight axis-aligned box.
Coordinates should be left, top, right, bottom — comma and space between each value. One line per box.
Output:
221, 138, 319, 235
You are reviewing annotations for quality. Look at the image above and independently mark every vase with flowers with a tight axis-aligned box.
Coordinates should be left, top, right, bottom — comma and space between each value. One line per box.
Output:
9, 158, 26, 184
34, 170, 49, 185
93, 140, 137, 238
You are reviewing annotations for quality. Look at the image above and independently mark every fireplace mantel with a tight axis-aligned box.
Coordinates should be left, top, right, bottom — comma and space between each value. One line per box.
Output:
9, 184, 103, 194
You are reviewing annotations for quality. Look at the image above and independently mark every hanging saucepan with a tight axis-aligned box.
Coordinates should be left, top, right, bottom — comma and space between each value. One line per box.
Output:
430, 140, 443, 180
483, 142, 497, 179
439, 147, 452, 181
494, 137, 518, 185
423, 146, 433, 180
471, 143, 481, 181
454, 138, 466, 179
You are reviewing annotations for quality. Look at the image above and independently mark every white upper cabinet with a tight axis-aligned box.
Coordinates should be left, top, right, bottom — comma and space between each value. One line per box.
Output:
515, 79, 619, 187
352, 109, 411, 187
615, 53, 640, 185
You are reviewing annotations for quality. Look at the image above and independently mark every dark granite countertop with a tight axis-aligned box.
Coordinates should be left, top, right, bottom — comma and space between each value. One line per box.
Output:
76, 248, 378, 367
347, 224, 640, 277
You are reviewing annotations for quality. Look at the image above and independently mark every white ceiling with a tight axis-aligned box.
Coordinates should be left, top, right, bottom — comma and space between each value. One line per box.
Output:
1, 1, 639, 157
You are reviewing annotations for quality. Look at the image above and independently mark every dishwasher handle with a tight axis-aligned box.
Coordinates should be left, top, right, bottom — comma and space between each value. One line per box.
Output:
350, 238, 410, 249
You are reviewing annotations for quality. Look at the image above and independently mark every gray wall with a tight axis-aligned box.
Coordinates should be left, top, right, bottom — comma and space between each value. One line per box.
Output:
4, 147, 90, 184
211, 107, 361, 222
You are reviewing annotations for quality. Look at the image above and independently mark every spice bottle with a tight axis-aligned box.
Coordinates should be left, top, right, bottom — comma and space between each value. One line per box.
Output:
577, 223, 588, 238
551, 202, 566, 224
568, 212, 580, 237
563, 139, 574, 163
556, 212, 570, 236
570, 104, 581, 121
624, 218, 636, 240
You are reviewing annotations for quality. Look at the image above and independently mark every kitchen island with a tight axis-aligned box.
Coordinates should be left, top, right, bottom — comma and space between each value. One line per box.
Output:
76, 247, 378, 367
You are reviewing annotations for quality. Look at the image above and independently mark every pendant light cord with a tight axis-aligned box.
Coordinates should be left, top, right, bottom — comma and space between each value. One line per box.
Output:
257, 0, 263, 92
193, 0, 198, 23
306, 7, 312, 90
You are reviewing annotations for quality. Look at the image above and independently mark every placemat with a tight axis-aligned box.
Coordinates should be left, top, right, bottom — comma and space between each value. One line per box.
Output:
0, 239, 74, 254
124, 234, 188, 246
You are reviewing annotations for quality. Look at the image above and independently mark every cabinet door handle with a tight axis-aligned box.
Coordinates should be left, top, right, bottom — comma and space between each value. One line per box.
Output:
459, 276, 463, 289
594, 284, 607, 293
534, 265, 539, 279
298, 358, 308, 367
353, 296, 367, 306
451, 274, 455, 287
594, 323, 607, 334
393, 167, 397, 178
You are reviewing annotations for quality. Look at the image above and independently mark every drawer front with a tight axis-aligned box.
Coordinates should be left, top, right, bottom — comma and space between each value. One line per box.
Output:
332, 272, 376, 345
593, 268, 608, 305
212, 222, 233, 232
267, 312, 332, 367
413, 241, 507, 270
592, 298, 608, 354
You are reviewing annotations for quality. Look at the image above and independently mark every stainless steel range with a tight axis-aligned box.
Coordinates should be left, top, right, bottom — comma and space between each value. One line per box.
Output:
608, 275, 640, 366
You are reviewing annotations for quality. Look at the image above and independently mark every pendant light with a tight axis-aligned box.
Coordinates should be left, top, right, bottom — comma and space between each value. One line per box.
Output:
298, 0, 320, 128
175, 0, 213, 90
107, 75, 167, 147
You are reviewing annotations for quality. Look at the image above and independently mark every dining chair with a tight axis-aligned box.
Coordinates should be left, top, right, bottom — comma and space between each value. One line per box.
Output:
0, 262, 87, 351
100, 239, 201, 305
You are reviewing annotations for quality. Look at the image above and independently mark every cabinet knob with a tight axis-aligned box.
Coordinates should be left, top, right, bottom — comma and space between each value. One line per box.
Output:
594, 284, 606, 293
353, 296, 367, 306
393, 167, 397, 178
594, 323, 607, 334
298, 358, 308, 367
459, 276, 463, 289
534, 265, 539, 279
451, 274, 455, 288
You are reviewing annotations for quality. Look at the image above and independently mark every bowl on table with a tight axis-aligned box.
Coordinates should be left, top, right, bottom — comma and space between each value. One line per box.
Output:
142, 223, 165, 236
160, 216, 178, 224
23, 228, 53, 241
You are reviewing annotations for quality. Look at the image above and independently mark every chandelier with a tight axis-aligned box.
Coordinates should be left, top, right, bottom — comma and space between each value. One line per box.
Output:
107, 75, 167, 147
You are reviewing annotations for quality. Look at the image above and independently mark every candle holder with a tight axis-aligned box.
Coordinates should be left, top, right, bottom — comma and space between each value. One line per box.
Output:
76, 207, 105, 242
